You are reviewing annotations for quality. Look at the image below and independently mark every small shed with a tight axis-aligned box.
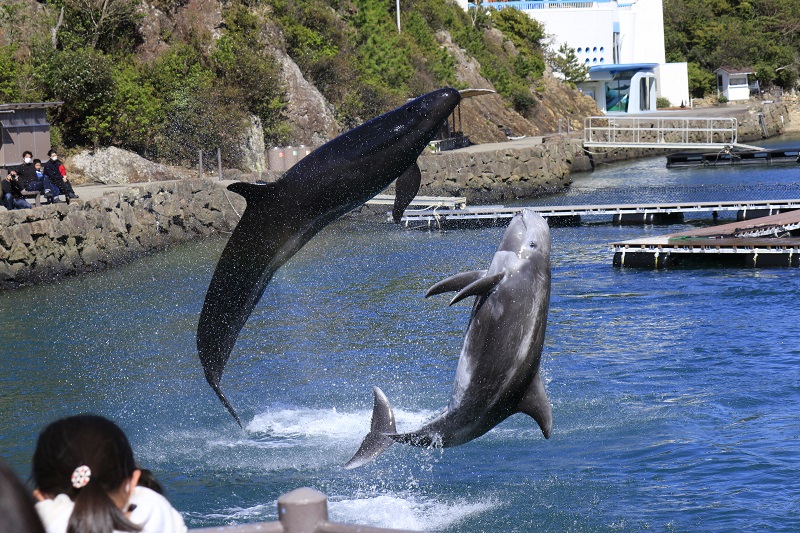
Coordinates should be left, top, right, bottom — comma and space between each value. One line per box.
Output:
714, 67, 755, 101
0, 102, 62, 169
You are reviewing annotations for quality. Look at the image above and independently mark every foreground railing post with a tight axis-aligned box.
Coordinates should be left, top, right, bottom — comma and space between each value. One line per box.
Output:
279, 488, 328, 532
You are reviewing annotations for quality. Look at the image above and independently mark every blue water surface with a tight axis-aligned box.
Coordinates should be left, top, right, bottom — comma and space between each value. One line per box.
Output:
2, 139, 800, 531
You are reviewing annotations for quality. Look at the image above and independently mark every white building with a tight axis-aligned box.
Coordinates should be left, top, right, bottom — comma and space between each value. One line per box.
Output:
459, 0, 690, 113
714, 67, 755, 101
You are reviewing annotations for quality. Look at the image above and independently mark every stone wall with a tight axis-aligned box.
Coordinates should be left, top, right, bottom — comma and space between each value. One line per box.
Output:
413, 136, 583, 204
0, 179, 244, 289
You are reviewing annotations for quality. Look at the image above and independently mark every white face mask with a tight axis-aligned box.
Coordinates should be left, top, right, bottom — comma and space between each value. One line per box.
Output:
24, 157, 32, 164
50, 155, 58, 161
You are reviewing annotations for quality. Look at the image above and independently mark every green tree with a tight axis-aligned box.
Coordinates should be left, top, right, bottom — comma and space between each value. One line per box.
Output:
51, 0, 143, 54
38, 47, 115, 146
212, 3, 288, 145
548, 43, 588, 86
0, 45, 19, 101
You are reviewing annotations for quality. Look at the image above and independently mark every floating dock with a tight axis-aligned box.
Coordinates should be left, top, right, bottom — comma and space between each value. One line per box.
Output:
396, 199, 800, 228
367, 194, 466, 209
612, 210, 800, 268
666, 147, 800, 168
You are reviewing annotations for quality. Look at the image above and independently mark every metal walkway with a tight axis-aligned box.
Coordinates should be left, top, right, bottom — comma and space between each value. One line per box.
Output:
583, 116, 765, 151
396, 199, 800, 228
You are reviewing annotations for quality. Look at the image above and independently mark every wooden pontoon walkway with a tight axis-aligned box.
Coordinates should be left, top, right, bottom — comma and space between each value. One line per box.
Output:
396, 199, 800, 228
612, 210, 800, 268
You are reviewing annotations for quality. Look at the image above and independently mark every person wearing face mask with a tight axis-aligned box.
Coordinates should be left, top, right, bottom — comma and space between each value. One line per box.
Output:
13, 151, 60, 203
14, 150, 42, 191
43, 149, 77, 203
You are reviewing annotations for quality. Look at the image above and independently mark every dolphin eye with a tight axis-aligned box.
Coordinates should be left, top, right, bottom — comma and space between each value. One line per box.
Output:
529, 241, 537, 249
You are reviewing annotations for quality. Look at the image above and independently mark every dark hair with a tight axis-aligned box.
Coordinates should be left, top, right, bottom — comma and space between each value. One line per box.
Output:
47, 149, 57, 157
0, 459, 46, 533
32, 415, 142, 533
33, 158, 41, 165
23, 150, 32, 158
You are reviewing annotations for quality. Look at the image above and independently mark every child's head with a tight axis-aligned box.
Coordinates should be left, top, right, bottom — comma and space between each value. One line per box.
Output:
32, 414, 142, 533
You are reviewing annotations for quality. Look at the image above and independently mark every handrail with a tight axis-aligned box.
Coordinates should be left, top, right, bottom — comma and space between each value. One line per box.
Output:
473, 0, 635, 9
581, 116, 765, 150
191, 488, 417, 533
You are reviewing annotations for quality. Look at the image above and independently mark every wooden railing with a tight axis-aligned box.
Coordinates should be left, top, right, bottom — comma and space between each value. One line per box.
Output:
191, 488, 417, 533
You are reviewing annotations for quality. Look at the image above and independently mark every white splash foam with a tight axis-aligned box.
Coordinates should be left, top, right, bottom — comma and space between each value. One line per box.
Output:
247, 406, 439, 442
192, 492, 498, 531
329, 493, 499, 531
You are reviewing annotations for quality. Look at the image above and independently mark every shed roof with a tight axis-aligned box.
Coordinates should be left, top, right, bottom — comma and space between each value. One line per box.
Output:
0, 102, 62, 113
714, 66, 755, 75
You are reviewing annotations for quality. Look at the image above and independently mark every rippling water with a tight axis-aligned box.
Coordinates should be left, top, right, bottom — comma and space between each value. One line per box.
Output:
2, 140, 800, 531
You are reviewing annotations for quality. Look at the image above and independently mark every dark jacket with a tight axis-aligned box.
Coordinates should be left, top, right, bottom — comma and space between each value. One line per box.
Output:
13, 162, 38, 190
42, 159, 63, 184
2, 175, 24, 198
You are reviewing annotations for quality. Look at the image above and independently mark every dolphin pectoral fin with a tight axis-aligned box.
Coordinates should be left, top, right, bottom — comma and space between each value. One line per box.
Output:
449, 272, 504, 306
425, 270, 487, 298
227, 181, 280, 204
518, 371, 552, 439
344, 387, 398, 469
392, 163, 422, 223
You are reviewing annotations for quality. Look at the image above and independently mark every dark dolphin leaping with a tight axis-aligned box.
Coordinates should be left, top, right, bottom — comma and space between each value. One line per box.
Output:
197, 88, 462, 426
345, 209, 552, 468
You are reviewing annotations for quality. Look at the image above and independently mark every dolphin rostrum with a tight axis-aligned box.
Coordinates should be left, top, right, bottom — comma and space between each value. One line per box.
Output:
345, 209, 552, 468
198, 88, 462, 426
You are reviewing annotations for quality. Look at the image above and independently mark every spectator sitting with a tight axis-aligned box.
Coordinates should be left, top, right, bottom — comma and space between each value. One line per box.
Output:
15, 151, 60, 203
14, 150, 37, 190
31, 414, 187, 533
0, 458, 46, 533
3, 170, 33, 210
43, 149, 77, 204
33, 159, 61, 204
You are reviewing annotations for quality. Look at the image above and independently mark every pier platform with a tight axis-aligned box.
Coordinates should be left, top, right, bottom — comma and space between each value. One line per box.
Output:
612, 210, 800, 268
666, 147, 800, 168
396, 198, 800, 229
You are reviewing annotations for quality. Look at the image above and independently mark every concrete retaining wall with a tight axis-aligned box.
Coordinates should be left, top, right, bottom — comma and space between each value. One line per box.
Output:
415, 136, 578, 203
0, 179, 244, 289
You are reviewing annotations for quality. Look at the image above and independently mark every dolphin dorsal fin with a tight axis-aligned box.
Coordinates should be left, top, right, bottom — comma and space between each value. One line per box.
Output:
425, 270, 487, 298
449, 272, 504, 306
227, 181, 281, 206
517, 371, 552, 439
392, 163, 422, 223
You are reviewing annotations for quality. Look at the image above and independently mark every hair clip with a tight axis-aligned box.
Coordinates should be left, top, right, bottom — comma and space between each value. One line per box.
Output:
71, 465, 92, 489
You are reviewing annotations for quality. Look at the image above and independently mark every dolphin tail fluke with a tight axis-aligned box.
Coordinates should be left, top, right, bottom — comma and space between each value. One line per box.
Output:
392, 163, 422, 223
344, 387, 397, 469
517, 370, 552, 439
210, 379, 243, 429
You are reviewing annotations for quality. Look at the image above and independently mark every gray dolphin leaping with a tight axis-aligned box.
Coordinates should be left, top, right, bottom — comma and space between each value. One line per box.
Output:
198, 88, 462, 426
345, 209, 552, 468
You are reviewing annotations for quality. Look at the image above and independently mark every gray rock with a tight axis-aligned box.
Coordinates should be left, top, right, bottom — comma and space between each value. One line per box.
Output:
69, 147, 175, 185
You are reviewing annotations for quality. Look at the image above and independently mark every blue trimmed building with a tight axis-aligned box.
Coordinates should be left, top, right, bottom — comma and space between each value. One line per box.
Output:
463, 0, 690, 113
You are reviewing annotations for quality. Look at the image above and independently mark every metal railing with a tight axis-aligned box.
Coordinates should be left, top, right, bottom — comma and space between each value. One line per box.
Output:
191, 488, 416, 533
583, 116, 763, 150
474, 0, 634, 10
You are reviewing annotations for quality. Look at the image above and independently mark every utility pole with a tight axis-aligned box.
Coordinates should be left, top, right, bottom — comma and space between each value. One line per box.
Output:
396, 0, 401, 32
